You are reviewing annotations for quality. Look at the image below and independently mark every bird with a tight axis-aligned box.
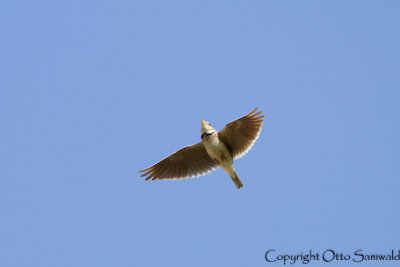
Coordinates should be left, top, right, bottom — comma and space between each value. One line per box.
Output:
139, 108, 264, 189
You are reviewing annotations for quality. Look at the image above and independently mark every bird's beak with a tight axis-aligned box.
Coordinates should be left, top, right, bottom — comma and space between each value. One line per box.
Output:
201, 119, 206, 125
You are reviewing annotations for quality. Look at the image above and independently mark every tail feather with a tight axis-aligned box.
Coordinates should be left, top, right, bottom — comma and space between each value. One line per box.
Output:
230, 170, 243, 189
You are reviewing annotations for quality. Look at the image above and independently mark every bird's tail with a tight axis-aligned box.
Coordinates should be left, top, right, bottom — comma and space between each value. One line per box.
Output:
230, 170, 243, 189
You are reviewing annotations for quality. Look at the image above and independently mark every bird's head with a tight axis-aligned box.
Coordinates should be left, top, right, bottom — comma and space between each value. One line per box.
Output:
201, 119, 216, 136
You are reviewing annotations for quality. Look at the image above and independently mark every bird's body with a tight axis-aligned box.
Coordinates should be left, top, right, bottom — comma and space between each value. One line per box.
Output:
139, 108, 264, 189
201, 128, 243, 188
202, 132, 231, 166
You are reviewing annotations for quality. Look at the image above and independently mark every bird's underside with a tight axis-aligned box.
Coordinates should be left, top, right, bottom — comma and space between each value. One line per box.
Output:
139, 107, 264, 189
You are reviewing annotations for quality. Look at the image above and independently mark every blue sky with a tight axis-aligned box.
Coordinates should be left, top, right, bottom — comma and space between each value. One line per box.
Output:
1, 1, 399, 266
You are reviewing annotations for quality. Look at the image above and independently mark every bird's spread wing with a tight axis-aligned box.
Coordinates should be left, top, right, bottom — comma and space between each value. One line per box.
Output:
139, 142, 217, 181
218, 107, 264, 159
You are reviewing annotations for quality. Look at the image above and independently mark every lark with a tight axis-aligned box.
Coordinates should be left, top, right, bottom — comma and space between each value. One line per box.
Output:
139, 108, 264, 189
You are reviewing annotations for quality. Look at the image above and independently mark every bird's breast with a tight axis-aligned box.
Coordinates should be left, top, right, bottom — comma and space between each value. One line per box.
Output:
202, 134, 232, 165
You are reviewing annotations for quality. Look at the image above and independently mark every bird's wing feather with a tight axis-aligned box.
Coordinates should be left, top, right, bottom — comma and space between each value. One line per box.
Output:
139, 142, 217, 181
218, 107, 264, 159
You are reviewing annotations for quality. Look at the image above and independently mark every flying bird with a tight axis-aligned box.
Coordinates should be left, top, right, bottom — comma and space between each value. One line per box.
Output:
139, 108, 264, 189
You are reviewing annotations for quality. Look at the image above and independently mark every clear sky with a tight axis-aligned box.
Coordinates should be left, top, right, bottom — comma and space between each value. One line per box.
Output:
1, 1, 399, 266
